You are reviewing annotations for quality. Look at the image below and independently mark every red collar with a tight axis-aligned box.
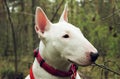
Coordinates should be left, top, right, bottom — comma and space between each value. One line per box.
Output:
30, 48, 78, 79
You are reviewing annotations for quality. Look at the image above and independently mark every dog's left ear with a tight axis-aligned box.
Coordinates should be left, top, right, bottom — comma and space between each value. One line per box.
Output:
59, 4, 68, 22
35, 7, 51, 33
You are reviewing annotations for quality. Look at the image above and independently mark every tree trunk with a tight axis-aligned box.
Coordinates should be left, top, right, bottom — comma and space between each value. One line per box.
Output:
3, 0, 18, 78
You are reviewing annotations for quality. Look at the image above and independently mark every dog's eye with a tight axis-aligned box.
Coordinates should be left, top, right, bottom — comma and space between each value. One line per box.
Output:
62, 34, 69, 38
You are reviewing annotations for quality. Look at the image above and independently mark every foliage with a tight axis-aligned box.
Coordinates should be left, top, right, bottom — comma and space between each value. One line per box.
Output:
0, 64, 14, 79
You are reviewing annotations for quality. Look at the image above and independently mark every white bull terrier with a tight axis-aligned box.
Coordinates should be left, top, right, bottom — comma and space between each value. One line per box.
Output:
26, 4, 99, 79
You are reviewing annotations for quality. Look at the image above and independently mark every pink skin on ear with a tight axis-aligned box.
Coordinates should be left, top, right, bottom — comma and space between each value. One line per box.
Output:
63, 8, 68, 22
35, 7, 49, 33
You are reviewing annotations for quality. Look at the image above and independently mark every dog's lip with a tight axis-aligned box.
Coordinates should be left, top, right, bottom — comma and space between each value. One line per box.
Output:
68, 59, 79, 66
68, 59, 93, 67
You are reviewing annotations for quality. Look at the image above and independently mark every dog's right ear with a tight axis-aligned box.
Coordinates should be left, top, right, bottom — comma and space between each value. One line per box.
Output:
59, 3, 68, 22
35, 7, 51, 39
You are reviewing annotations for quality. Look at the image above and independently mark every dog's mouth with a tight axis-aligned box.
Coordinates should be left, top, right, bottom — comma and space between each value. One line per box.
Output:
68, 59, 79, 66
68, 59, 93, 67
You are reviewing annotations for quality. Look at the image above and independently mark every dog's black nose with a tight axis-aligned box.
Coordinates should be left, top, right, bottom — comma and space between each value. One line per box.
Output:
90, 52, 99, 62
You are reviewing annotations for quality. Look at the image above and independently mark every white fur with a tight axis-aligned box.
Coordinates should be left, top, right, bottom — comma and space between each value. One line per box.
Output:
26, 4, 98, 79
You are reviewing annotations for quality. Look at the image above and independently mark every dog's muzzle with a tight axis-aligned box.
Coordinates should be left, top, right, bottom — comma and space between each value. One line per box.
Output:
90, 52, 99, 62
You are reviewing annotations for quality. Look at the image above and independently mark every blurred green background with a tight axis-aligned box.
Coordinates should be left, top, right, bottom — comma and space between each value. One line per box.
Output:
0, 0, 120, 79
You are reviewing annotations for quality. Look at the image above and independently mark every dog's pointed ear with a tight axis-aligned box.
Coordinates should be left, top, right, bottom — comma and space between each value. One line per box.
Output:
35, 7, 51, 35
59, 4, 68, 22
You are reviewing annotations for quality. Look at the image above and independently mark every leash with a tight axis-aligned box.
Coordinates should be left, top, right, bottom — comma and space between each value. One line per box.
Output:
29, 48, 78, 79
93, 63, 120, 76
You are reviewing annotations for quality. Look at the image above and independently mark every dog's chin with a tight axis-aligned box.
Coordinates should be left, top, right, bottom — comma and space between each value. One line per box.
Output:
68, 59, 93, 67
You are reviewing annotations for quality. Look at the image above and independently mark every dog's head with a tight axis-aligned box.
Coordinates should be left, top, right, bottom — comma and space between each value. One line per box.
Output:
35, 4, 99, 66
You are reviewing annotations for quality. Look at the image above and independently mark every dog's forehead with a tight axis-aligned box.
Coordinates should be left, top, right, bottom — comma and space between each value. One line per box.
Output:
51, 22, 81, 33
45, 22, 84, 39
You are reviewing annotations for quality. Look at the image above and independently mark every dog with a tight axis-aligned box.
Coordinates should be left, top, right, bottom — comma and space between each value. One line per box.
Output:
25, 4, 99, 79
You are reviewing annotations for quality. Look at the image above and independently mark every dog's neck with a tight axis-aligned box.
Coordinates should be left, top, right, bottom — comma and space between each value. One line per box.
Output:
38, 41, 71, 71
32, 41, 72, 78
